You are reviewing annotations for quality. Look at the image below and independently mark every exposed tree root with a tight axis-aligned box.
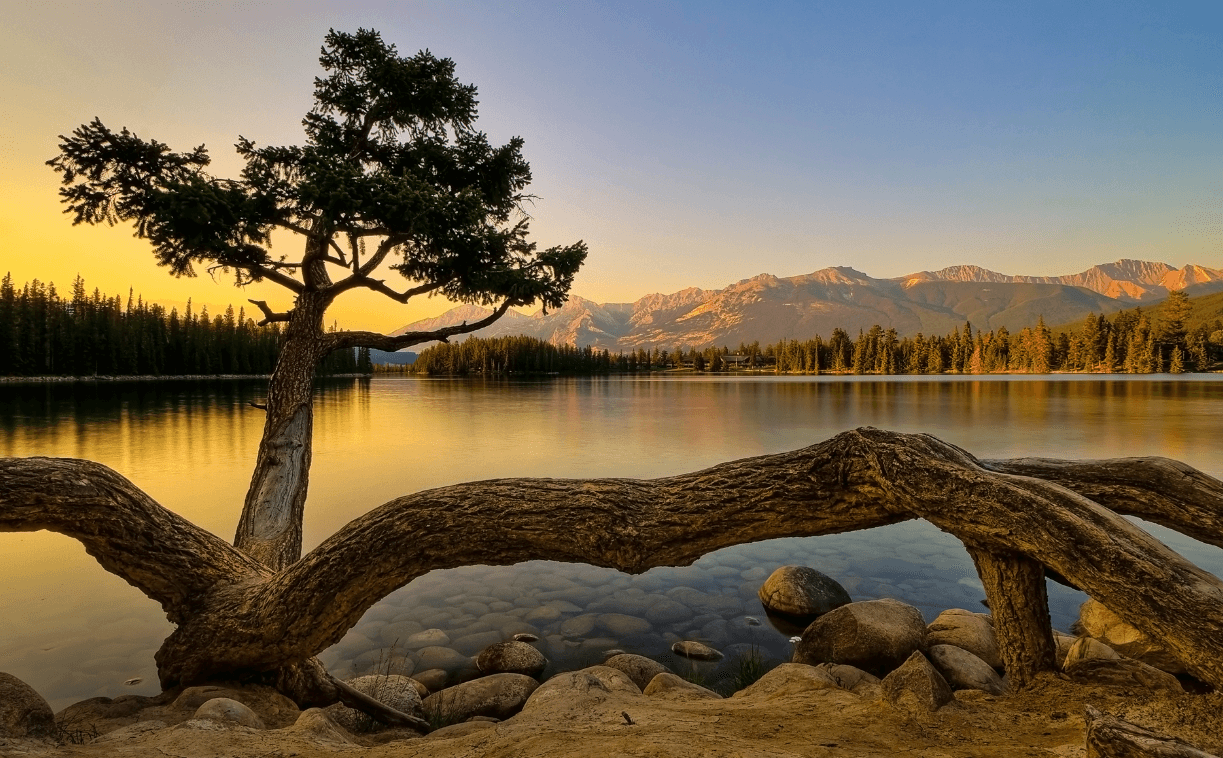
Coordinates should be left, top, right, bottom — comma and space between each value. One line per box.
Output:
4, 428, 1223, 707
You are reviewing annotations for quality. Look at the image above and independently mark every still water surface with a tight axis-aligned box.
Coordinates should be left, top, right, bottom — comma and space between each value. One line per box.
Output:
2, 375, 1222, 708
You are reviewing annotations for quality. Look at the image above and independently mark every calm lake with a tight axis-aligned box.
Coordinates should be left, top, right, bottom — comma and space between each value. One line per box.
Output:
3, 374, 1223, 709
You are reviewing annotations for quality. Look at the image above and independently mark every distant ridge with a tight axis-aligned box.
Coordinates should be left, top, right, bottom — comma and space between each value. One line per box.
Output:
394, 259, 1223, 351
901, 259, 1223, 302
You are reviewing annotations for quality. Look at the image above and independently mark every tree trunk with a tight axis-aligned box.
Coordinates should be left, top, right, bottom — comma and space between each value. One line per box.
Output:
967, 547, 1056, 688
233, 293, 329, 570
5, 428, 1223, 700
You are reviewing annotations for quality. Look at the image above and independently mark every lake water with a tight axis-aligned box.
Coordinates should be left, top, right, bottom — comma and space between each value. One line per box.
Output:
3, 374, 1223, 708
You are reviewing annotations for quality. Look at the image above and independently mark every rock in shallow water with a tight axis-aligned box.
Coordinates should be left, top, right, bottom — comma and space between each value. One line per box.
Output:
671, 640, 724, 661
404, 628, 451, 650
415, 646, 472, 673
476, 641, 548, 678
598, 613, 652, 636
758, 566, 852, 621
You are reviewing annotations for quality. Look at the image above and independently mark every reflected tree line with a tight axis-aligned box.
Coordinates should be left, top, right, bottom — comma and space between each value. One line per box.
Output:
0, 275, 372, 377
409, 291, 1223, 376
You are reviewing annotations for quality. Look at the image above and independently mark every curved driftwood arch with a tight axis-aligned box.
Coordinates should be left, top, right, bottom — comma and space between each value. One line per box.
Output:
3, 427, 1223, 706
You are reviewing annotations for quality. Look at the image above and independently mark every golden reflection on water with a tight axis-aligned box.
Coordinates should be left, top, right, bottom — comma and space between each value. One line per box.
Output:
2, 374, 1223, 708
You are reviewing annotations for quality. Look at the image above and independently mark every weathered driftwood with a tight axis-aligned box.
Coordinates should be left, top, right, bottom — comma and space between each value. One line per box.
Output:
3, 427, 1223, 706
1084, 706, 1219, 758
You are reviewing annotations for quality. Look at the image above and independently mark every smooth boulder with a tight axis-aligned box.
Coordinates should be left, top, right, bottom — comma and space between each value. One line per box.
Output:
1053, 631, 1077, 669
0, 672, 54, 738
671, 640, 724, 662
928, 644, 1007, 695
413, 669, 448, 692
1078, 598, 1187, 674
642, 673, 722, 700
422, 673, 539, 724
602, 654, 672, 691
476, 641, 547, 679
192, 698, 266, 729
926, 609, 1002, 669
792, 598, 927, 676
758, 566, 852, 621
733, 663, 840, 699
168, 685, 299, 727
1063, 636, 1120, 670
881, 651, 954, 713
819, 663, 882, 698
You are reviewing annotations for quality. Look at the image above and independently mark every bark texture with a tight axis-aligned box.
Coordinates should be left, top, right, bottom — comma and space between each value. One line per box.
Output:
967, 548, 1056, 688
234, 294, 329, 570
4, 428, 1223, 700
1084, 706, 1219, 758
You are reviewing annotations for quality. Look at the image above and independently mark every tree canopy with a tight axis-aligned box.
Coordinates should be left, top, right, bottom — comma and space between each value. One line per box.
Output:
47, 28, 586, 336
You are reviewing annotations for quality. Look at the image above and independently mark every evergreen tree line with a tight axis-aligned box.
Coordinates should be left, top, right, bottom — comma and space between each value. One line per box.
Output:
754, 291, 1220, 375
409, 335, 616, 375
0, 274, 371, 377
410, 291, 1223, 376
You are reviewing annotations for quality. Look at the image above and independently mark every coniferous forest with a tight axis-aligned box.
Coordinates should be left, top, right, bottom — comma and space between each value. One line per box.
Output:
0, 274, 371, 377
409, 290, 1223, 376
6, 274, 1221, 378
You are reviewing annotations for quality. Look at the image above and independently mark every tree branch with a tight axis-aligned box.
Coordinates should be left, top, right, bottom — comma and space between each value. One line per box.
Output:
248, 299, 291, 326
357, 235, 407, 277
324, 299, 514, 352
980, 456, 1223, 550
247, 264, 305, 293
326, 274, 446, 304
0, 457, 268, 624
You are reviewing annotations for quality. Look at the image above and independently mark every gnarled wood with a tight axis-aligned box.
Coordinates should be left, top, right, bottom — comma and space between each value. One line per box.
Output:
982, 456, 1223, 550
1085, 706, 1219, 758
5, 427, 1223, 697
967, 548, 1055, 688
234, 292, 329, 571
0, 457, 267, 623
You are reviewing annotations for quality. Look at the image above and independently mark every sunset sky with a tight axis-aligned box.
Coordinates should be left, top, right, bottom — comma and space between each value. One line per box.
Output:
2, 1, 1220, 333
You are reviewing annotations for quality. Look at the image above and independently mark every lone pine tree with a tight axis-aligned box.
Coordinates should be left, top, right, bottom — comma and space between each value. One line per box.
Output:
47, 28, 586, 571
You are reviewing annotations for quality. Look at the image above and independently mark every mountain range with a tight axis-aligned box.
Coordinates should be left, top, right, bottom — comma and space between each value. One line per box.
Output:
392, 259, 1223, 351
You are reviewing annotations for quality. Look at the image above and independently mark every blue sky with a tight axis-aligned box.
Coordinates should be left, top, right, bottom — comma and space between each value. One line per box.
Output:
1, 1, 1220, 330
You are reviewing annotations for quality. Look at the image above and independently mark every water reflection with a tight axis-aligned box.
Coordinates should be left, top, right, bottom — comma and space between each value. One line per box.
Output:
2, 375, 1222, 708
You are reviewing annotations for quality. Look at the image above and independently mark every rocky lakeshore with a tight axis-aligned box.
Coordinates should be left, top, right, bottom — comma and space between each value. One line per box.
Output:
4, 565, 1221, 757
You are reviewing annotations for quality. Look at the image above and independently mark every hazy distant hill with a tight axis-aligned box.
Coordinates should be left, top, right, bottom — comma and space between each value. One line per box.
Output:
393, 259, 1223, 350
